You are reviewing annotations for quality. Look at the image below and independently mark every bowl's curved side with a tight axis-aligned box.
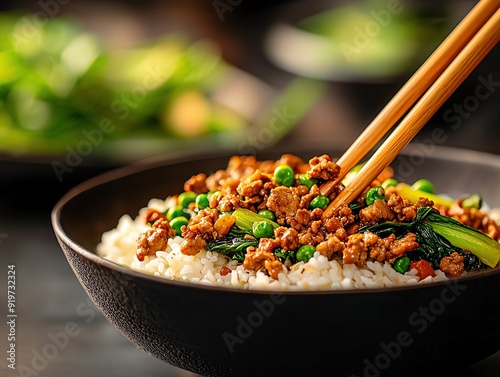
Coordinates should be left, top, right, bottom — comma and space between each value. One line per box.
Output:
52, 143, 500, 376
54, 232, 500, 377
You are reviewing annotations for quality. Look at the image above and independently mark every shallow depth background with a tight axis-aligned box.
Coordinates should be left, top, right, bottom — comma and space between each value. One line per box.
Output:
0, 0, 499, 376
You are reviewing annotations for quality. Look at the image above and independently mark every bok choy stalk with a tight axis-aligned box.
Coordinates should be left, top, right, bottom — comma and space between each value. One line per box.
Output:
395, 183, 454, 207
205, 208, 279, 262
233, 208, 279, 231
425, 211, 500, 268
396, 183, 484, 210
359, 206, 500, 270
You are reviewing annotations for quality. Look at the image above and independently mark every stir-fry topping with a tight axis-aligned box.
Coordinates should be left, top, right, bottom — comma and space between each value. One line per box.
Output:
135, 154, 500, 280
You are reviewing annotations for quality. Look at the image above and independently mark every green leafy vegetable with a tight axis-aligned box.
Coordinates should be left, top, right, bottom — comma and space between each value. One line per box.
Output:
233, 208, 279, 233
359, 206, 499, 270
425, 211, 500, 268
205, 227, 257, 263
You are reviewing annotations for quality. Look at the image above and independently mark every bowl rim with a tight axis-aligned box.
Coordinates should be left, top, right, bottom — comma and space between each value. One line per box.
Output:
51, 142, 500, 295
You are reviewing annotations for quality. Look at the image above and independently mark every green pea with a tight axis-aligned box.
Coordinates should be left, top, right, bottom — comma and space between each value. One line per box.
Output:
178, 191, 197, 208
274, 164, 295, 187
297, 173, 318, 189
170, 216, 188, 236
365, 186, 386, 206
381, 178, 398, 189
393, 255, 411, 274
411, 179, 434, 194
258, 209, 276, 221
296, 245, 316, 262
310, 195, 330, 210
195, 193, 209, 209
166, 205, 190, 221
252, 221, 274, 239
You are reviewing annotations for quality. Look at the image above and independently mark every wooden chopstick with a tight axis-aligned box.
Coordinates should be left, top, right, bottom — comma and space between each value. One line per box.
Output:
322, 6, 500, 219
320, 0, 499, 198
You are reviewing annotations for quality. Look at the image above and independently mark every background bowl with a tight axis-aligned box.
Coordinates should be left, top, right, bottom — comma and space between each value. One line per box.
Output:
263, 0, 467, 83
51, 141, 500, 377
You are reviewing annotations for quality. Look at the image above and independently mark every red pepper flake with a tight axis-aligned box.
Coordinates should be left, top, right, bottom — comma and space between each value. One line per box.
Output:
220, 266, 232, 276
410, 259, 436, 279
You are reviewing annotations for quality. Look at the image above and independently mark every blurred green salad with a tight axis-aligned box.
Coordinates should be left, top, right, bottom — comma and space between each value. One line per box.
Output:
295, 0, 450, 79
0, 12, 268, 159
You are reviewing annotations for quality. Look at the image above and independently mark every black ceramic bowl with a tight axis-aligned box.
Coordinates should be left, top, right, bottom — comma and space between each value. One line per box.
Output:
51, 141, 500, 377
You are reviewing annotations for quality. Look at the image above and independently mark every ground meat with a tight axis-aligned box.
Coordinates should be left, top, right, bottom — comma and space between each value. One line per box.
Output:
307, 154, 341, 181
265, 259, 285, 279
343, 231, 378, 267
242, 245, 284, 279
386, 232, 419, 263
369, 234, 396, 263
359, 199, 396, 226
415, 197, 434, 208
298, 227, 327, 246
336, 205, 355, 227
275, 227, 299, 251
189, 208, 219, 239
258, 237, 281, 253
237, 170, 268, 198
180, 236, 207, 256
387, 194, 418, 222
267, 186, 300, 227
179, 209, 220, 255
299, 185, 321, 209
295, 209, 311, 227
235, 170, 275, 209
439, 252, 465, 276
359, 203, 384, 226
323, 217, 343, 233
183, 173, 208, 194
316, 236, 344, 260
343, 234, 368, 267
218, 193, 241, 212
446, 202, 500, 241
136, 219, 176, 261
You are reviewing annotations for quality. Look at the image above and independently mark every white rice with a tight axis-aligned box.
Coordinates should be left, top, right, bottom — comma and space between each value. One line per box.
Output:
96, 197, 453, 291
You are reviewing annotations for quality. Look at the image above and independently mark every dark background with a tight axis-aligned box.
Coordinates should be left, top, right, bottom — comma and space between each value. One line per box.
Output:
0, 1, 499, 376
